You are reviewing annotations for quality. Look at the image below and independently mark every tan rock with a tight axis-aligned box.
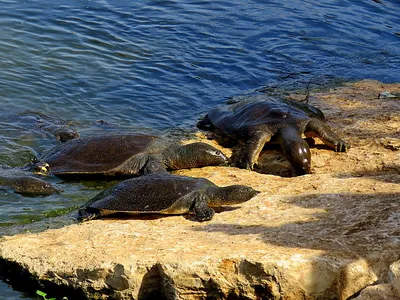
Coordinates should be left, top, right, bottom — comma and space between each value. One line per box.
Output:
0, 80, 399, 299
353, 284, 399, 300
389, 260, 400, 297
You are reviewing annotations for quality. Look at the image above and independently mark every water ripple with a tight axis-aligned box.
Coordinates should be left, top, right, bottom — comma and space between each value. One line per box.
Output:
1, 1, 399, 296
0, 0, 399, 245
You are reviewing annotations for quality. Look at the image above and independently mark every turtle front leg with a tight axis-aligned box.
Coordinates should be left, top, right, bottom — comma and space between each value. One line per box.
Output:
235, 131, 272, 170
305, 119, 350, 152
192, 193, 215, 222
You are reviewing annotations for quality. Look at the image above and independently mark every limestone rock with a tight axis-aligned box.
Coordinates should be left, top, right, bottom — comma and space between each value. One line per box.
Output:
353, 284, 399, 300
0, 80, 399, 299
390, 260, 400, 296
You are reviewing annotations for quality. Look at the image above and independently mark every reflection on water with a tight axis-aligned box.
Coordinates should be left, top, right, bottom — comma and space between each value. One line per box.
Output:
0, 0, 399, 297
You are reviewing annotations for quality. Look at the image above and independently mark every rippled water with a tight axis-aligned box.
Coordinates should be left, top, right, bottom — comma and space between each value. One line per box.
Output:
1, 0, 399, 297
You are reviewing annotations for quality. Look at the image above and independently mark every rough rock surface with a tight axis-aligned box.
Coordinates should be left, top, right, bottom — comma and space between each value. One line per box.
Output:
0, 80, 399, 299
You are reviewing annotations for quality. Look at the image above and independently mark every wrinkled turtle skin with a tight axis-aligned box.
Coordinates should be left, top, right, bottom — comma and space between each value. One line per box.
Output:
197, 98, 349, 175
34, 134, 227, 178
78, 173, 259, 222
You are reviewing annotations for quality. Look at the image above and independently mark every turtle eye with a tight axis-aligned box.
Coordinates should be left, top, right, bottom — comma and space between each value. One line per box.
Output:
215, 150, 222, 156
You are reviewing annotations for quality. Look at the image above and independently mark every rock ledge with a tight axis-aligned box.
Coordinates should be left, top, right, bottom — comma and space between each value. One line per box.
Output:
0, 80, 399, 300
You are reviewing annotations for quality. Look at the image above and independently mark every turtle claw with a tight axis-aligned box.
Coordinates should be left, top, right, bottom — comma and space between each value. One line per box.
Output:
240, 160, 254, 170
335, 140, 350, 152
231, 152, 255, 170
193, 194, 216, 221
232, 159, 253, 170
195, 208, 215, 222
77, 208, 100, 222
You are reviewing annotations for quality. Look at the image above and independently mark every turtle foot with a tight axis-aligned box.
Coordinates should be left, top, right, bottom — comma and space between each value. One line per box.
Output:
195, 208, 215, 222
230, 154, 254, 170
229, 150, 253, 170
237, 161, 254, 170
77, 208, 101, 222
334, 140, 350, 152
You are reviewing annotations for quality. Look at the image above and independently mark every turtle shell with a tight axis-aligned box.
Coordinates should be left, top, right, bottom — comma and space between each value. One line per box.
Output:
39, 134, 170, 176
207, 98, 321, 138
83, 174, 212, 214
4, 111, 79, 142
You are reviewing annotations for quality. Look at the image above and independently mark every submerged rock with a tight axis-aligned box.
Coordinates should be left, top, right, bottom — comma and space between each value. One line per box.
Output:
0, 80, 399, 299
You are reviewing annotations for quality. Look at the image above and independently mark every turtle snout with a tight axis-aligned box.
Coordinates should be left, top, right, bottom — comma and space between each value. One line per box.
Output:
286, 140, 312, 176
206, 149, 228, 165
218, 151, 229, 164
293, 156, 311, 175
295, 166, 310, 176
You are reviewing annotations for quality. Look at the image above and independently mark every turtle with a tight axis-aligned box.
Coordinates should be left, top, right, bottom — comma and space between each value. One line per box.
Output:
197, 98, 350, 175
0, 174, 62, 196
33, 134, 228, 178
3, 111, 79, 142
78, 173, 260, 222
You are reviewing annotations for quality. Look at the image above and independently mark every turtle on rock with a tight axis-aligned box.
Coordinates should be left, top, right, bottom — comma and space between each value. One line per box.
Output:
33, 134, 228, 178
78, 173, 259, 222
197, 98, 349, 175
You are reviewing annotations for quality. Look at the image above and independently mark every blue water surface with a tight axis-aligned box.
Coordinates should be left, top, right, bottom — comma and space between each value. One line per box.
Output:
0, 0, 399, 298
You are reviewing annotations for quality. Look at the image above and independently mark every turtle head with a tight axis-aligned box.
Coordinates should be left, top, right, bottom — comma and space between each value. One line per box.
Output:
278, 127, 311, 175
282, 138, 311, 175
208, 185, 260, 207
164, 143, 228, 170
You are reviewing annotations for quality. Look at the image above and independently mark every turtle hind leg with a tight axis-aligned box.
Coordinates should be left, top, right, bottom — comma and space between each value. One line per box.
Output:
77, 207, 102, 222
305, 119, 350, 152
192, 193, 215, 222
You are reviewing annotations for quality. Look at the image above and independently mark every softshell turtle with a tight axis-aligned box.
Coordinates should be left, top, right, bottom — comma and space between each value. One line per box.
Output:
3, 111, 79, 142
197, 98, 349, 175
78, 174, 259, 222
34, 134, 227, 178
0, 174, 62, 196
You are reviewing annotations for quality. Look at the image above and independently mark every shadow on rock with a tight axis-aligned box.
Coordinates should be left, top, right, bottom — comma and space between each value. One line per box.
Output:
195, 192, 400, 253
335, 167, 400, 183
192, 191, 400, 298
